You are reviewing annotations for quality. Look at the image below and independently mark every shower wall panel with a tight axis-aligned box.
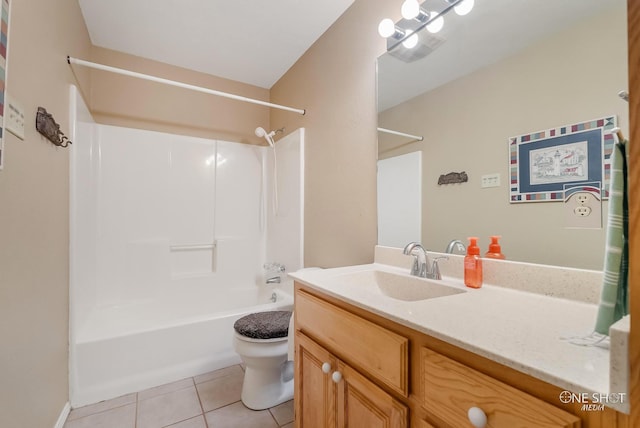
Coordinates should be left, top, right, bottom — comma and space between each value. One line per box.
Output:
83, 125, 267, 309
265, 128, 305, 284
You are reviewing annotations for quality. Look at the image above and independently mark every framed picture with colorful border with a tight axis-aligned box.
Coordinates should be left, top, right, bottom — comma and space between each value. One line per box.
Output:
509, 116, 617, 203
0, 0, 9, 171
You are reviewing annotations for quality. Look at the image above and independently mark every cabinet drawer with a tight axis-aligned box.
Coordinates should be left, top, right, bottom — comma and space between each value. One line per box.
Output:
296, 289, 409, 396
421, 348, 580, 428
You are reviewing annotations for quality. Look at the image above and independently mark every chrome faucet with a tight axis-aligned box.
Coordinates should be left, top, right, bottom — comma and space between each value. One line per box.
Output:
429, 256, 449, 280
403, 242, 448, 280
403, 242, 429, 277
266, 276, 281, 284
445, 239, 467, 254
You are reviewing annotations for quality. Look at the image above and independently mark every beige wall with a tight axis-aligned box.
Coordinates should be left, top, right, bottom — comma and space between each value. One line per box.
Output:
0, 0, 91, 427
378, 4, 628, 269
89, 46, 270, 145
270, 0, 398, 268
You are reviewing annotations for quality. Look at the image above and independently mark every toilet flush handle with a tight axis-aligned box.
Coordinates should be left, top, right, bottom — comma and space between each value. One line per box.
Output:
321, 362, 331, 374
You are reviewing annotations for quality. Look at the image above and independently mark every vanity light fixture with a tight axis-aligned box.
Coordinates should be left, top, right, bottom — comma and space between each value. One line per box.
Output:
404, 2, 444, 34
378, 18, 406, 39
402, 30, 419, 49
379, 0, 472, 49
451, 0, 474, 16
401, 0, 420, 20
425, 11, 444, 33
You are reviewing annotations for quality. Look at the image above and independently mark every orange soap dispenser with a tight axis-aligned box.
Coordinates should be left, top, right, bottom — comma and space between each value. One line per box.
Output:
464, 237, 483, 289
485, 235, 506, 260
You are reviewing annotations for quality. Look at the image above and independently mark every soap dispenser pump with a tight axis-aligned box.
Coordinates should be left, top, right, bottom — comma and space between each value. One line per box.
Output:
464, 237, 483, 289
485, 235, 506, 260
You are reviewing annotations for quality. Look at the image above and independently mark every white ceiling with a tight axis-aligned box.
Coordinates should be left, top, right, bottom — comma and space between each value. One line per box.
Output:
78, 0, 354, 89
378, 0, 617, 112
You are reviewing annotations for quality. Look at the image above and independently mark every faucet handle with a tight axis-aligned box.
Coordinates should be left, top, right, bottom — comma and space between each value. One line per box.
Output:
431, 256, 449, 280
264, 262, 286, 273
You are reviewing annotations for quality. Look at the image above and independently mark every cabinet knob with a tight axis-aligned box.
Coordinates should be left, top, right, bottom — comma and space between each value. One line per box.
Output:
321, 362, 331, 374
331, 371, 342, 383
467, 406, 487, 428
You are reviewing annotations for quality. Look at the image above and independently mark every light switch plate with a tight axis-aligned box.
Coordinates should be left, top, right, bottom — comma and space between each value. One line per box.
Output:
481, 173, 500, 188
5, 95, 25, 140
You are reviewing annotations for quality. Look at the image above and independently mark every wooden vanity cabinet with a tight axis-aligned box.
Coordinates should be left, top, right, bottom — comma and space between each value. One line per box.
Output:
294, 283, 630, 428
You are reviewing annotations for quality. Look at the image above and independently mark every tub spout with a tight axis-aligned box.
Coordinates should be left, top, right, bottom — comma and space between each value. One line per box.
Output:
266, 276, 281, 284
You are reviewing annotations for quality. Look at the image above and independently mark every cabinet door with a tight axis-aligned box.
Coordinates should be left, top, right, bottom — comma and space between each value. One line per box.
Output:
295, 332, 337, 428
336, 361, 408, 428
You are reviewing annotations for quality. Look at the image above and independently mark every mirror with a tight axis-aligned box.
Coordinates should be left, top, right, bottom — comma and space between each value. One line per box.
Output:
377, 0, 628, 270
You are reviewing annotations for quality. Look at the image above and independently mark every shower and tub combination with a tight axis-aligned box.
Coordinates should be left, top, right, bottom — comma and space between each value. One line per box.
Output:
68, 86, 304, 407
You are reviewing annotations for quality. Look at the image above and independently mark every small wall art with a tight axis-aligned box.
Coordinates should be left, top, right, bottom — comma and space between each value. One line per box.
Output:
0, 0, 10, 171
438, 171, 468, 185
509, 116, 617, 203
36, 107, 72, 147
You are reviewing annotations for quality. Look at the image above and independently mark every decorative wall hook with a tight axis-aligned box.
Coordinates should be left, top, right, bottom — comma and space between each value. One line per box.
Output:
36, 107, 72, 147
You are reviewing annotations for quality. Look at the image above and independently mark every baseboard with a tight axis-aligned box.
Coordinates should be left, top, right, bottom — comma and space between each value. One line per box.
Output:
54, 402, 71, 428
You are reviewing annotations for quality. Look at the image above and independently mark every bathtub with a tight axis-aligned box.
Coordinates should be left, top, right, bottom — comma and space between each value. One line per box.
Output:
70, 285, 293, 407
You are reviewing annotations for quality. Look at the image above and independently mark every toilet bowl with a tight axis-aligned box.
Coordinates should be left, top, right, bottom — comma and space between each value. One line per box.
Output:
233, 311, 294, 410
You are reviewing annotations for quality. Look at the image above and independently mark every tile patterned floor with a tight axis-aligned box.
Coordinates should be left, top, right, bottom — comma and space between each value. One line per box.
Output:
64, 365, 294, 428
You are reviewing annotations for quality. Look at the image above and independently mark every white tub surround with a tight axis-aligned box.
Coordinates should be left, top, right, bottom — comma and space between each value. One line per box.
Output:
290, 247, 628, 414
69, 86, 304, 407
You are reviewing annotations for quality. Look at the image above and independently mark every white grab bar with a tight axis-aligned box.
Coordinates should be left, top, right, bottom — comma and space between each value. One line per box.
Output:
170, 243, 216, 252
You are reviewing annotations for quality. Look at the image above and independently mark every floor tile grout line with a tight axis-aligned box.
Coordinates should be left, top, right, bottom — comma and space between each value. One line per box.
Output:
137, 379, 195, 403
66, 398, 137, 423
160, 414, 204, 428
202, 398, 243, 415
267, 408, 281, 427
193, 376, 210, 428
134, 393, 138, 428
138, 382, 203, 428
193, 364, 244, 386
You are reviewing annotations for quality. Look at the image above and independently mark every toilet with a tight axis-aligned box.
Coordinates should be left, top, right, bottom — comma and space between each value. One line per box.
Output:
233, 310, 294, 410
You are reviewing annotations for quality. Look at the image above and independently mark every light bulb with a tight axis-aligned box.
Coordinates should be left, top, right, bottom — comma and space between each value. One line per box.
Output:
454, 0, 474, 16
426, 11, 444, 33
401, 0, 420, 20
402, 31, 419, 49
378, 18, 396, 38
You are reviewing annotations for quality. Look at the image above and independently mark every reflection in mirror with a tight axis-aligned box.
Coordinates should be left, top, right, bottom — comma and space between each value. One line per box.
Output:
377, 0, 628, 269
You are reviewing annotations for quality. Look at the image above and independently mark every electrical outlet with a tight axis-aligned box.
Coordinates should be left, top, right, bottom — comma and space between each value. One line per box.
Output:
574, 206, 591, 217
565, 191, 601, 229
576, 194, 589, 204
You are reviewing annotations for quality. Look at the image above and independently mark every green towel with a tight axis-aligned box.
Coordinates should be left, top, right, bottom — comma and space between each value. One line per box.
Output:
595, 139, 629, 335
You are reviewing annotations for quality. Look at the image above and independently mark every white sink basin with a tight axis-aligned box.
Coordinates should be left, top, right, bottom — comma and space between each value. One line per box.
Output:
335, 269, 466, 301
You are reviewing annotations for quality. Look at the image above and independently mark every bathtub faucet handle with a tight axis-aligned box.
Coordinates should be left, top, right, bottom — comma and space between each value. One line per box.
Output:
264, 262, 286, 273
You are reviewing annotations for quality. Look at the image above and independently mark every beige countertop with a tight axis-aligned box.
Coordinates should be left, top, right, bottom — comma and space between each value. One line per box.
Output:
290, 259, 628, 414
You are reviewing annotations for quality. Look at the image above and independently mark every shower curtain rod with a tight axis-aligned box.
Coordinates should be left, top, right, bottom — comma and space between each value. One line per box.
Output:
377, 127, 424, 141
67, 56, 306, 115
